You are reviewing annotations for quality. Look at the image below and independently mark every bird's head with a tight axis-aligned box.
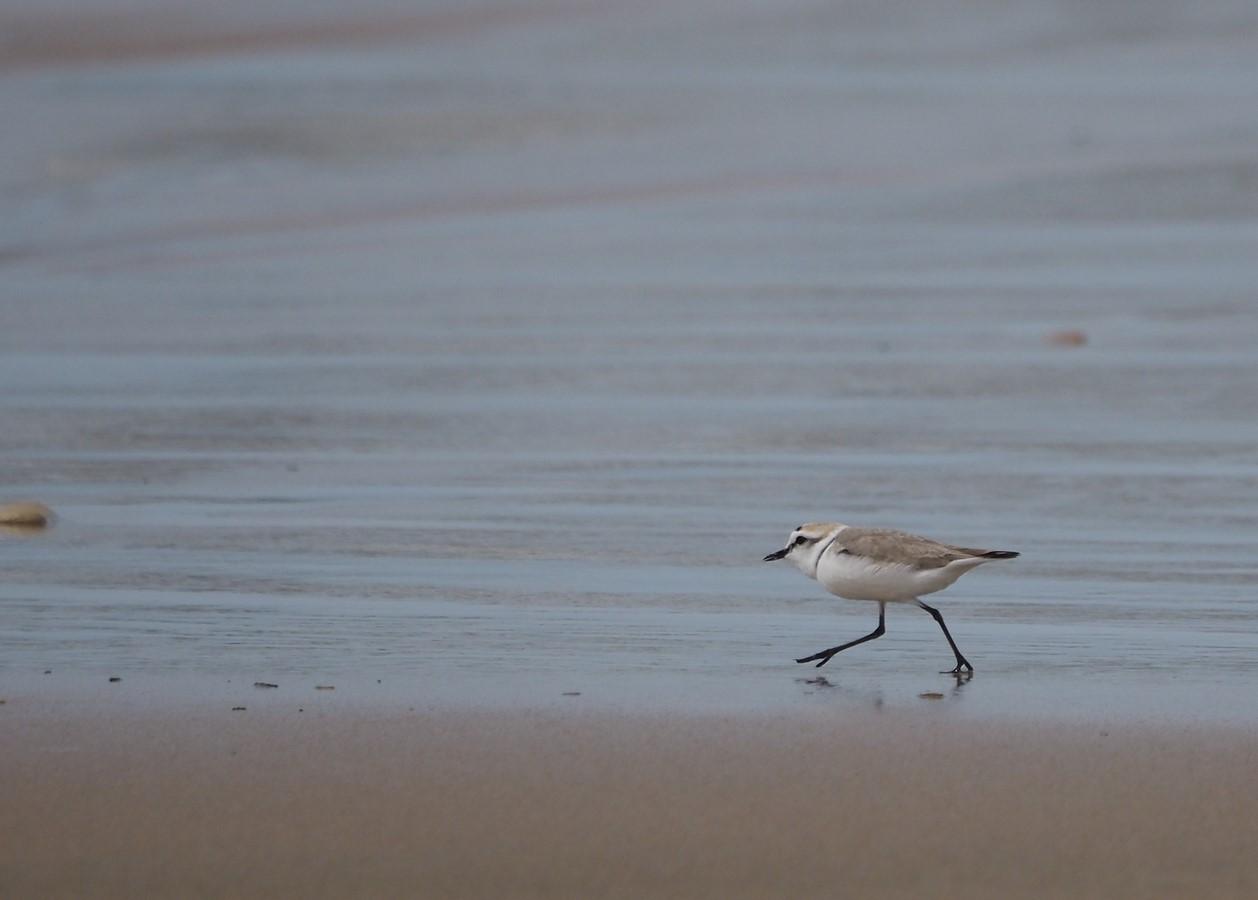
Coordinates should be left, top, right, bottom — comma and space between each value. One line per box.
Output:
763, 522, 844, 574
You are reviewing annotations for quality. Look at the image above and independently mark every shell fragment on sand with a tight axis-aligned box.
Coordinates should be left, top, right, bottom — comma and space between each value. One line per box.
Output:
0, 501, 55, 528
1045, 329, 1088, 347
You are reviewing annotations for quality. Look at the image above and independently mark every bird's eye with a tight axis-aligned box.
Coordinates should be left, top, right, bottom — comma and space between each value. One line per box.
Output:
793, 535, 808, 546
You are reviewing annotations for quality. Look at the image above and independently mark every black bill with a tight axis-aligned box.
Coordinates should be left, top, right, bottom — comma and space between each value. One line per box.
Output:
763, 548, 789, 561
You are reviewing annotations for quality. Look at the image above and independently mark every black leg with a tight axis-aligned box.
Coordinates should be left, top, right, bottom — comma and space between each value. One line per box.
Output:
796, 604, 886, 668
917, 600, 973, 674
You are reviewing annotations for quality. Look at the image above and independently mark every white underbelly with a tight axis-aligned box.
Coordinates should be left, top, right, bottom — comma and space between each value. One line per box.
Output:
815, 552, 982, 602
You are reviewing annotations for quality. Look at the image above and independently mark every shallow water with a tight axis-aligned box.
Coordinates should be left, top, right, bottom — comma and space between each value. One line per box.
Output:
2, 0, 1258, 724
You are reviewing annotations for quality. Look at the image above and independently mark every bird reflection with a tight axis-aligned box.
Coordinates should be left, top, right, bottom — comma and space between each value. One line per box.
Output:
795, 669, 972, 709
794, 675, 885, 711
799, 675, 835, 689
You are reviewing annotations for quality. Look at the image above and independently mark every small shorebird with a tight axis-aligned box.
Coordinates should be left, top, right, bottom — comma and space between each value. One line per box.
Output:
764, 523, 1019, 673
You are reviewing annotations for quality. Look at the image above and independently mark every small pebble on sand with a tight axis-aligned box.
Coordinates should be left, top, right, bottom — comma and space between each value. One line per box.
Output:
232, 706, 247, 711
109, 676, 122, 683
918, 692, 945, 700
315, 685, 335, 691
254, 682, 278, 689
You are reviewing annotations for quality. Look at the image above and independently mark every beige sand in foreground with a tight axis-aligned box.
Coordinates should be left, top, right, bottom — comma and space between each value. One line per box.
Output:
4, 706, 1257, 899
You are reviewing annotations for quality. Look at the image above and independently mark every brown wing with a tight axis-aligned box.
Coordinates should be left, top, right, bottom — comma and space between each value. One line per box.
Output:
832, 528, 983, 569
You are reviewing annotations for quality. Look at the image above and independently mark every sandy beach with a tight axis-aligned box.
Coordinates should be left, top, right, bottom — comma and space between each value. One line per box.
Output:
6, 705, 1258, 899
5, 0, 1258, 896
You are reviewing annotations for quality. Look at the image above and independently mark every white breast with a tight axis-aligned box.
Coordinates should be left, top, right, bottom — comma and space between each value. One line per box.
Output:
814, 551, 987, 602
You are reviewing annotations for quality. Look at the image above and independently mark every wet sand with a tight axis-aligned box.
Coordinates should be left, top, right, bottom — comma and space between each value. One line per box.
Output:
5, 707, 1258, 899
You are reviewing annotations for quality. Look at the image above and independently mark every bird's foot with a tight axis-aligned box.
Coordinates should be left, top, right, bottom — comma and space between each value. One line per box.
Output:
796, 651, 836, 667
942, 660, 974, 675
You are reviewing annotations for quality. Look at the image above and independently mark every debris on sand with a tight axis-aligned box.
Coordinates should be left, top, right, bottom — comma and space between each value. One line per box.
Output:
0, 501, 54, 533
918, 691, 945, 700
562, 692, 581, 697
1045, 329, 1087, 347
232, 706, 247, 711
109, 676, 122, 683
315, 685, 335, 691
254, 682, 279, 689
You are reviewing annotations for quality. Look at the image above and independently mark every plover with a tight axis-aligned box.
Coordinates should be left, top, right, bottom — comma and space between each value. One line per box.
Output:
764, 523, 1019, 673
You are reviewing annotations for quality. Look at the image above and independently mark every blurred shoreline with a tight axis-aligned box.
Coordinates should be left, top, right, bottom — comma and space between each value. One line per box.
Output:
0, 3, 583, 71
